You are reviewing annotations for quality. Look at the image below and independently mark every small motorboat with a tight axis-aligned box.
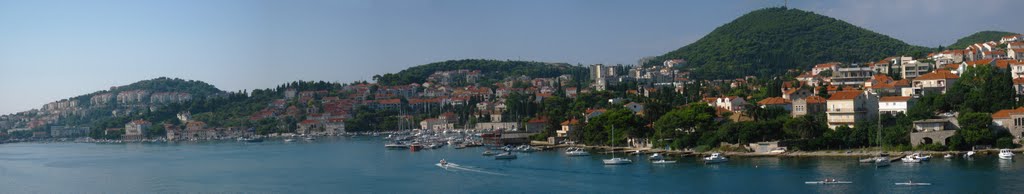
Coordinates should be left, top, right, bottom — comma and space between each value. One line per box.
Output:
304, 137, 315, 141
494, 152, 517, 160
964, 151, 976, 158
703, 153, 728, 164
284, 138, 296, 142
943, 154, 953, 159
875, 157, 891, 167
482, 150, 497, 156
901, 155, 921, 163
912, 153, 931, 161
565, 147, 590, 156
649, 153, 665, 160
999, 149, 1014, 160
652, 159, 677, 164
602, 157, 633, 165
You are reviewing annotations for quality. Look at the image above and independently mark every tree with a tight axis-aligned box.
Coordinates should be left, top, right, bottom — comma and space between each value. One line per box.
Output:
652, 103, 718, 149
783, 115, 825, 139
956, 112, 994, 148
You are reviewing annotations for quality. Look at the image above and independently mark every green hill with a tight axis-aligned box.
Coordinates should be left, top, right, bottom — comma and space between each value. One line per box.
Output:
374, 59, 587, 86
651, 7, 931, 79
948, 31, 1018, 49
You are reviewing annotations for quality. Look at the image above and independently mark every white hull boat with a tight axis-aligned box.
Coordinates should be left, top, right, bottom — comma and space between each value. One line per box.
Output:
805, 180, 853, 184
649, 153, 665, 160
703, 153, 729, 164
565, 147, 590, 156
875, 157, 891, 167
494, 152, 517, 160
652, 160, 676, 164
603, 157, 633, 165
1000, 149, 1014, 160
901, 156, 921, 163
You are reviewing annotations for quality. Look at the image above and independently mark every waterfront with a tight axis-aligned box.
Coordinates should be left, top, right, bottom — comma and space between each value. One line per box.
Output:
2, 137, 1024, 193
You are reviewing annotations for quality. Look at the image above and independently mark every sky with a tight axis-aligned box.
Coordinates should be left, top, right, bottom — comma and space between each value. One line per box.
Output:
1, 0, 1022, 115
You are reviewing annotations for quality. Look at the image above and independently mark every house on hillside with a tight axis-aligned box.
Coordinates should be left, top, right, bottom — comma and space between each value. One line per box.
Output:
124, 120, 151, 141
826, 90, 879, 129
878, 96, 915, 116
757, 97, 791, 111
907, 70, 958, 96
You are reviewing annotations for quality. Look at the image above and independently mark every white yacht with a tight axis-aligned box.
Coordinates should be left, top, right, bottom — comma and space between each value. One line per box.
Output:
602, 127, 632, 165
602, 157, 633, 165
703, 153, 729, 164
565, 147, 590, 156
999, 149, 1015, 160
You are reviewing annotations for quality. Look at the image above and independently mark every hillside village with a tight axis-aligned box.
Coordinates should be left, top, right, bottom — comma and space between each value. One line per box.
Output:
1, 33, 1022, 153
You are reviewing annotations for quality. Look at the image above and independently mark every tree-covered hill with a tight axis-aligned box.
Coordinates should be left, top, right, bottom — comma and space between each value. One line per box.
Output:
651, 7, 931, 79
373, 59, 588, 86
948, 31, 1018, 49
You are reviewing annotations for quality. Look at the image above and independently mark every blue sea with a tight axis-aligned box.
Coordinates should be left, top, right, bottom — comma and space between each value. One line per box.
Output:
1, 137, 1022, 193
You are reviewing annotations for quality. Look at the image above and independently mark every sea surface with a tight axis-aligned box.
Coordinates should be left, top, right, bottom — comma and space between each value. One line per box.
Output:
1, 137, 1022, 193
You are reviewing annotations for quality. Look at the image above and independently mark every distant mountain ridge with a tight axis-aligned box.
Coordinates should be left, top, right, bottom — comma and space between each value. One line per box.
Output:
651, 7, 932, 79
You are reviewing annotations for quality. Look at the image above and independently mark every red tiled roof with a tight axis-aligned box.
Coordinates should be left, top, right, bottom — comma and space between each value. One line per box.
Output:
879, 96, 912, 102
1014, 78, 1024, 84
806, 96, 827, 104
916, 70, 959, 80
757, 97, 791, 105
828, 90, 863, 101
993, 107, 1024, 119
561, 119, 579, 125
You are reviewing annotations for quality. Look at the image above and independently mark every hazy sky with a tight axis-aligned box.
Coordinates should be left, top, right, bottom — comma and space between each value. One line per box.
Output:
1, 0, 1022, 115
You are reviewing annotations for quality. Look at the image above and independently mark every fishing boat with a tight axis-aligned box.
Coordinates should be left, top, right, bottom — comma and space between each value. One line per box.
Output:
912, 153, 931, 161
652, 159, 677, 164
649, 153, 665, 160
999, 149, 1014, 160
494, 152, 517, 160
565, 147, 590, 156
602, 127, 632, 165
703, 153, 729, 164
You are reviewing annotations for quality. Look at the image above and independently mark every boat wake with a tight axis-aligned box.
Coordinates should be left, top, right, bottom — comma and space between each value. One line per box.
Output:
436, 163, 507, 176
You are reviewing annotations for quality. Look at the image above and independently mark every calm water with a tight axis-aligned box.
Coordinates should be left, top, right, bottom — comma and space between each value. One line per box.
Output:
1, 137, 1022, 193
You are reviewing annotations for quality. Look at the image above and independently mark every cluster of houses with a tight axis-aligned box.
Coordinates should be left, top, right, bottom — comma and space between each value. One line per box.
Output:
698, 34, 1024, 147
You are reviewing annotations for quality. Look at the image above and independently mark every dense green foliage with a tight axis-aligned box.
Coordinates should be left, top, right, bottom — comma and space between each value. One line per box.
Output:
373, 59, 587, 86
948, 31, 1018, 49
651, 7, 930, 79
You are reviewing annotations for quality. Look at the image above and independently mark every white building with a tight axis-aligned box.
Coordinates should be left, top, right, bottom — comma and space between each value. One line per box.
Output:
878, 96, 915, 116
826, 90, 879, 129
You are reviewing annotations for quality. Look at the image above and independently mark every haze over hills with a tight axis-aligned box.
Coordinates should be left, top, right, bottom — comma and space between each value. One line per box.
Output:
651, 7, 933, 79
